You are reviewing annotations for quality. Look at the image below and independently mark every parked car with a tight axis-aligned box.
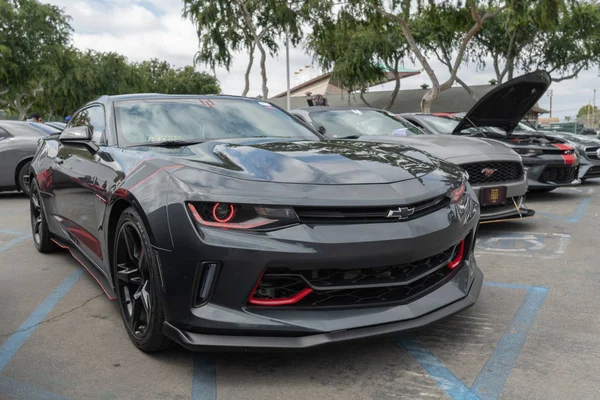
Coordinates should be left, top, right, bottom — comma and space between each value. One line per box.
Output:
0, 121, 60, 196
45, 121, 67, 131
291, 106, 533, 223
401, 71, 579, 193
515, 122, 600, 181
30, 94, 482, 352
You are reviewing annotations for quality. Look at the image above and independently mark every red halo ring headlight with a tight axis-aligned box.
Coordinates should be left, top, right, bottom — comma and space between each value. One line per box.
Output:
212, 203, 236, 223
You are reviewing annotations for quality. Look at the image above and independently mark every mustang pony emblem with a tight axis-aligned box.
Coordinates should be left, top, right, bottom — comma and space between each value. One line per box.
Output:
481, 168, 497, 178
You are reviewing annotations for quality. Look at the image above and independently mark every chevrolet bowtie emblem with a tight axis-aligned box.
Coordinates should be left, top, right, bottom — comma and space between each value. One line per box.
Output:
386, 207, 415, 220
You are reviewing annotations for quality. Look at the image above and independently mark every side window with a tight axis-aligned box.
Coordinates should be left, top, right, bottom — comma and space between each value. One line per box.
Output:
71, 106, 106, 144
0, 126, 12, 140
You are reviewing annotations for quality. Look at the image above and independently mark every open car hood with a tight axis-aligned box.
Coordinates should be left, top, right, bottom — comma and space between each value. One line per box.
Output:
452, 70, 551, 136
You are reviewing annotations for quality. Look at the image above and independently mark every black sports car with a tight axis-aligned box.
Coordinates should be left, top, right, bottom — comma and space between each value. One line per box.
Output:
30, 94, 482, 352
514, 123, 600, 181
401, 71, 580, 193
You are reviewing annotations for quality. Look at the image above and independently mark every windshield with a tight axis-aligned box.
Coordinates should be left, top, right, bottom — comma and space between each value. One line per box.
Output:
417, 115, 506, 135
114, 98, 319, 146
515, 122, 537, 132
308, 109, 424, 138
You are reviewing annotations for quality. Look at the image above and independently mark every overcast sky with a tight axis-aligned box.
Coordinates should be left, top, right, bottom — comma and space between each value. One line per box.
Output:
46, 0, 599, 119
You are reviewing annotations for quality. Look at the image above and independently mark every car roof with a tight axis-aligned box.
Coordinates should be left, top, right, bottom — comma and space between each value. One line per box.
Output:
294, 106, 378, 112
89, 93, 253, 106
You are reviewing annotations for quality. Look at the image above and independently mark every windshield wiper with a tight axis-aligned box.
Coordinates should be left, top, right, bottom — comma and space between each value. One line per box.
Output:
129, 140, 205, 148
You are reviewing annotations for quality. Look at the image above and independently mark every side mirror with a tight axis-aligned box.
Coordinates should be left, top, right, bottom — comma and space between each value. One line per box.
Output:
58, 126, 98, 153
317, 125, 327, 135
59, 126, 92, 141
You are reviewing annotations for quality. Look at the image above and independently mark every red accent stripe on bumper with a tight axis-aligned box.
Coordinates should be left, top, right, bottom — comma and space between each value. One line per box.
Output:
552, 143, 577, 165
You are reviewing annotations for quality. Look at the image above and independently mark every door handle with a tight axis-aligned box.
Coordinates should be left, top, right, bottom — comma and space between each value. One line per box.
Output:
54, 157, 64, 165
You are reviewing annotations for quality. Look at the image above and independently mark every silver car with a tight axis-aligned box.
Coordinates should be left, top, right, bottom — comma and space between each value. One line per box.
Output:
0, 121, 60, 195
292, 107, 531, 222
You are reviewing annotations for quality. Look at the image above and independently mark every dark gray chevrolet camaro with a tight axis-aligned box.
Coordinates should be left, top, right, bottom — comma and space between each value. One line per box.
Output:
30, 94, 482, 352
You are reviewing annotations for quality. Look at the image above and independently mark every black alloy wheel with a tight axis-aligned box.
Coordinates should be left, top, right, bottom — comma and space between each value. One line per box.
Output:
114, 207, 170, 352
18, 161, 32, 196
30, 179, 57, 253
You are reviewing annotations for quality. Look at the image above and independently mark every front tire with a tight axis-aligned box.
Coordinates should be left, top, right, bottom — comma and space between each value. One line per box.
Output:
113, 207, 171, 352
30, 179, 57, 253
18, 161, 32, 196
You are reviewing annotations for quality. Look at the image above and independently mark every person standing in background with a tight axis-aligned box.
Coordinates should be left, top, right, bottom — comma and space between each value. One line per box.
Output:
26, 112, 43, 122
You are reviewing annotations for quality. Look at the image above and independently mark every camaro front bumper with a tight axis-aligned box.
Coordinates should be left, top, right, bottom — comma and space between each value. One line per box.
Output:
156, 197, 481, 351
164, 267, 483, 351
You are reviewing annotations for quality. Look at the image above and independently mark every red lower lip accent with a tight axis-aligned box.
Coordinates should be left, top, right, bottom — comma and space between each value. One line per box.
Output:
448, 240, 465, 270
249, 287, 313, 306
552, 144, 577, 165
50, 239, 116, 300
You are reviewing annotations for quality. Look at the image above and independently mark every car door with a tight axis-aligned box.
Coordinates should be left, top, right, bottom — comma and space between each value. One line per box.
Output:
52, 106, 108, 267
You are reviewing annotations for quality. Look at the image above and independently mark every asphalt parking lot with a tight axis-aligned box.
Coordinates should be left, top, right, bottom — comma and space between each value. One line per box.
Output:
1, 183, 599, 400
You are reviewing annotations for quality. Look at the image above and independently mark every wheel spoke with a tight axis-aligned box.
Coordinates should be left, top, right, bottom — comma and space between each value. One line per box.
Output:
140, 281, 151, 317
128, 297, 142, 332
31, 194, 40, 210
34, 218, 42, 234
122, 226, 139, 262
116, 264, 142, 284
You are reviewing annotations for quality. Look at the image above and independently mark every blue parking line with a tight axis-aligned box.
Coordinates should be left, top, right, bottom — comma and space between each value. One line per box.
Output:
567, 198, 591, 223
192, 354, 217, 400
470, 287, 549, 400
398, 339, 480, 400
0, 374, 71, 400
0, 235, 30, 254
537, 197, 591, 223
0, 269, 83, 371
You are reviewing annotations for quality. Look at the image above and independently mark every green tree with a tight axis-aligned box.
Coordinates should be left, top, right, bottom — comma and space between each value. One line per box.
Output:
308, 10, 410, 109
471, 1, 599, 84
363, 0, 503, 112
183, 0, 321, 99
0, 0, 72, 119
577, 105, 598, 119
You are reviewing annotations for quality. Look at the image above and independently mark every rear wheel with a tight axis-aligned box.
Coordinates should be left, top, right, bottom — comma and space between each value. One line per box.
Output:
18, 161, 32, 196
30, 179, 57, 253
113, 207, 171, 352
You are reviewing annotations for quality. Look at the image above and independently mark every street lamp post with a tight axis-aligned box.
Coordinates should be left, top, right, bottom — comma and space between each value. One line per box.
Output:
285, 29, 291, 111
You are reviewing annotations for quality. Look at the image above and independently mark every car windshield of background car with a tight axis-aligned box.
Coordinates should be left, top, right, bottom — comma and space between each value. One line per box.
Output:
418, 115, 506, 136
309, 109, 424, 138
114, 99, 320, 146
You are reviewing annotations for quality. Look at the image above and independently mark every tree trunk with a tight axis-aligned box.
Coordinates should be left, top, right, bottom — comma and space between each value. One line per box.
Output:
385, 70, 401, 111
242, 42, 255, 97
420, 87, 440, 114
257, 42, 268, 99
456, 76, 478, 101
359, 88, 372, 107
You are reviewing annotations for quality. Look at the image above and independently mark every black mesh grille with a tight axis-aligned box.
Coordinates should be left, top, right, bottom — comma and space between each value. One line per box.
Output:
295, 196, 450, 224
539, 166, 579, 184
461, 162, 523, 185
250, 240, 467, 309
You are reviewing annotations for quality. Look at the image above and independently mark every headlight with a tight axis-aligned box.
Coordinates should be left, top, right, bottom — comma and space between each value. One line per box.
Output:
514, 148, 542, 156
448, 182, 478, 225
187, 202, 299, 230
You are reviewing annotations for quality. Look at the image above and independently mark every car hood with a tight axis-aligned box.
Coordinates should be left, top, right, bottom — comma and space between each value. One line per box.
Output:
534, 131, 600, 148
130, 138, 445, 185
453, 70, 551, 136
355, 135, 518, 162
